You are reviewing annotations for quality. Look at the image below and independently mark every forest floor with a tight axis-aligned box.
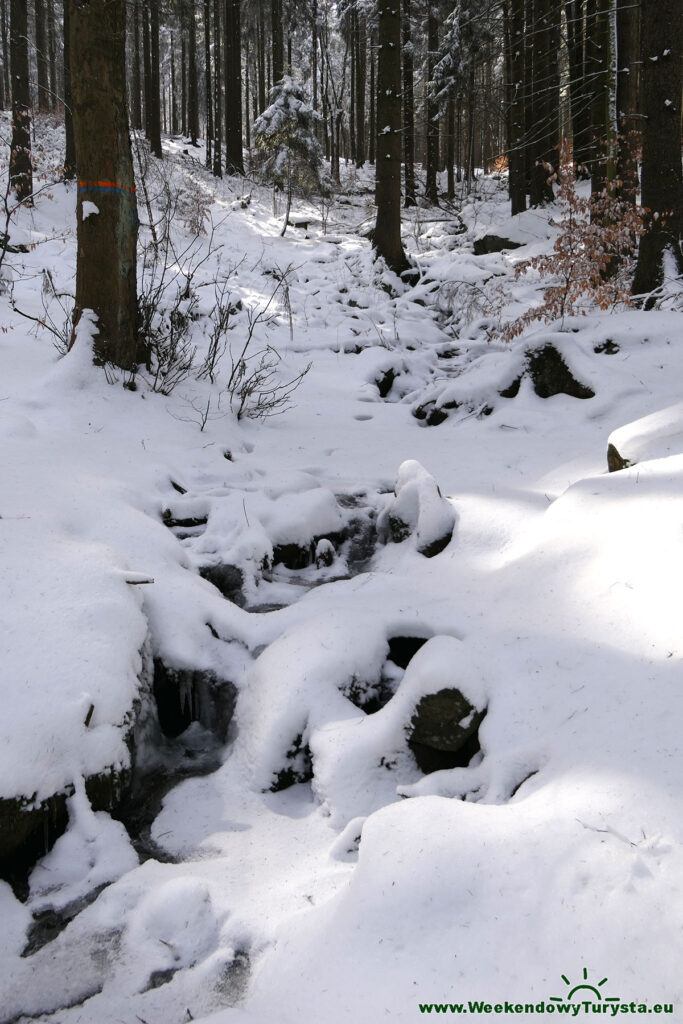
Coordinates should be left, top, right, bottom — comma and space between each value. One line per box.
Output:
1, 117, 683, 1023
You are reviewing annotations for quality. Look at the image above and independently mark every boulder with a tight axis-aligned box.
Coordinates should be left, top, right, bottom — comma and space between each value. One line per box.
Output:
408, 688, 486, 773
380, 460, 456, 558
473, 234, 523, 255
500, 344, 594, 401
607, 401, 683, 472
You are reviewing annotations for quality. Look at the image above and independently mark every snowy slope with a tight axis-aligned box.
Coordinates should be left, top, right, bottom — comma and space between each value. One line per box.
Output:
1, 123, 682, 1023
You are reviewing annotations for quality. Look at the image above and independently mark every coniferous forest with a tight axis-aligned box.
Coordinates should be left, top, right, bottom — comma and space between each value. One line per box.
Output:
0, 2, 682, 1022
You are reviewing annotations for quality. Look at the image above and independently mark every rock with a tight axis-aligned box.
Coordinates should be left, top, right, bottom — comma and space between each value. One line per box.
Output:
375, 367, 397, 398
387, 636, 430, 669
473, 234, 523, 255
594, 340, 620, 355
199, 563, 245, 605
380, 460, 456, 558
607, 402, 683, 471
527, 345, 594, 399
315, 538, 336, 567
607, 442, 631, 473
270, 733, 313, 791
408, 688, 486, 773
0, 767, 131, 887
499, 344, 594, 401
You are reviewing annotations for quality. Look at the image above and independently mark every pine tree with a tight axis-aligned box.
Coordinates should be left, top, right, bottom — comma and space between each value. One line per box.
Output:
253, 75, 323, 233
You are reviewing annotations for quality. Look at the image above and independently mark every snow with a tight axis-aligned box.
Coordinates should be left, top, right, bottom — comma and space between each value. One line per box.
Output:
81, 200, 99, 219
1, 118, 682, 1023
29, 783, 139, 911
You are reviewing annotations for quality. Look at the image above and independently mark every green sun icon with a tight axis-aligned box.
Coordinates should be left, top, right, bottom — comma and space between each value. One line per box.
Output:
550, 968, 620, 1004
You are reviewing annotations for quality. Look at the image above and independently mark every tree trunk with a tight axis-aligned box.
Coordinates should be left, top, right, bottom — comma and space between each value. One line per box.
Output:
368, 32, 375, 164
48, 0, 57, 112
446, 97, 455, 199
9, 0, 32, 203
36, 0, 50, 111
271, 0, 283, 86
244, 34, 250, 147
224, 0, 244, 172
186, 2, 199, 145
1, 0, 9, 107
615, 0, 640, 205
356, 10, 366, 165
181, 21, 187, 134
70, 0, 138, 372
311, 0, 318, 111
425, 4, 439, 204
349, 13, 356, 163
529, 0, 559, 205
132, 0, 142, 130
373, 0, 408, 274
257, 3, 266, 111
213, 0, 223, 176
148, 0, 162, 156
143, 1, 152, 138
587, 0, 614, 197
631, 0, 683, 300
402, 0, 415, 206
204, 0, 213, 168
63, 0, 76, 178
565, 0, 591, 170
507, 0, 526, 213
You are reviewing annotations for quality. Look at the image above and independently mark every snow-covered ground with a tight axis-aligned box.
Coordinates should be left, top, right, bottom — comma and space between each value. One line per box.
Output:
1, 119, 682, 1022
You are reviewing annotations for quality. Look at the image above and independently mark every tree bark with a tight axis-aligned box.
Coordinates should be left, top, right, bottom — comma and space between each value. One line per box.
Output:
224, 0, 244, 172
142, 1, 152, 139
529, 0, 559, 205
48, 0, 57, 112
507, 0, 526, 213
631, 0, 683, 300
311, 0, 318, 111
36, 0, 50, 111
148, 0, 162, 156
402, 0, 416, 206
368, 32, 375, 164
257, 3, 266, 111
70, 0, 138, 372
446, 97, 455, 199
9, 0, 32, 203
132, 0, 142, 130
373, 0, 408, 274
355, 13, 366, 166
213, 0, 223, 176
425, 4, 439, 204
204, 0, 213, 168
565, 0, 591, 170
244, 34, 250, 147
187, 0, 199, 144
63, 0, 76, 178
271, 0, 283, 86
588, 0, 613, 197
1, 0, 9, 108
615, 0, 640, 204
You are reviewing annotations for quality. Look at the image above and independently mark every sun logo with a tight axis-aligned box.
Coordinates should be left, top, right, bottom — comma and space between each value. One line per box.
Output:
550, 968, 620, 1004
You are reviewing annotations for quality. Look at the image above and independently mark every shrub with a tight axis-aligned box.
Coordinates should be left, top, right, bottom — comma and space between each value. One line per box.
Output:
502, 139, 644, 340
